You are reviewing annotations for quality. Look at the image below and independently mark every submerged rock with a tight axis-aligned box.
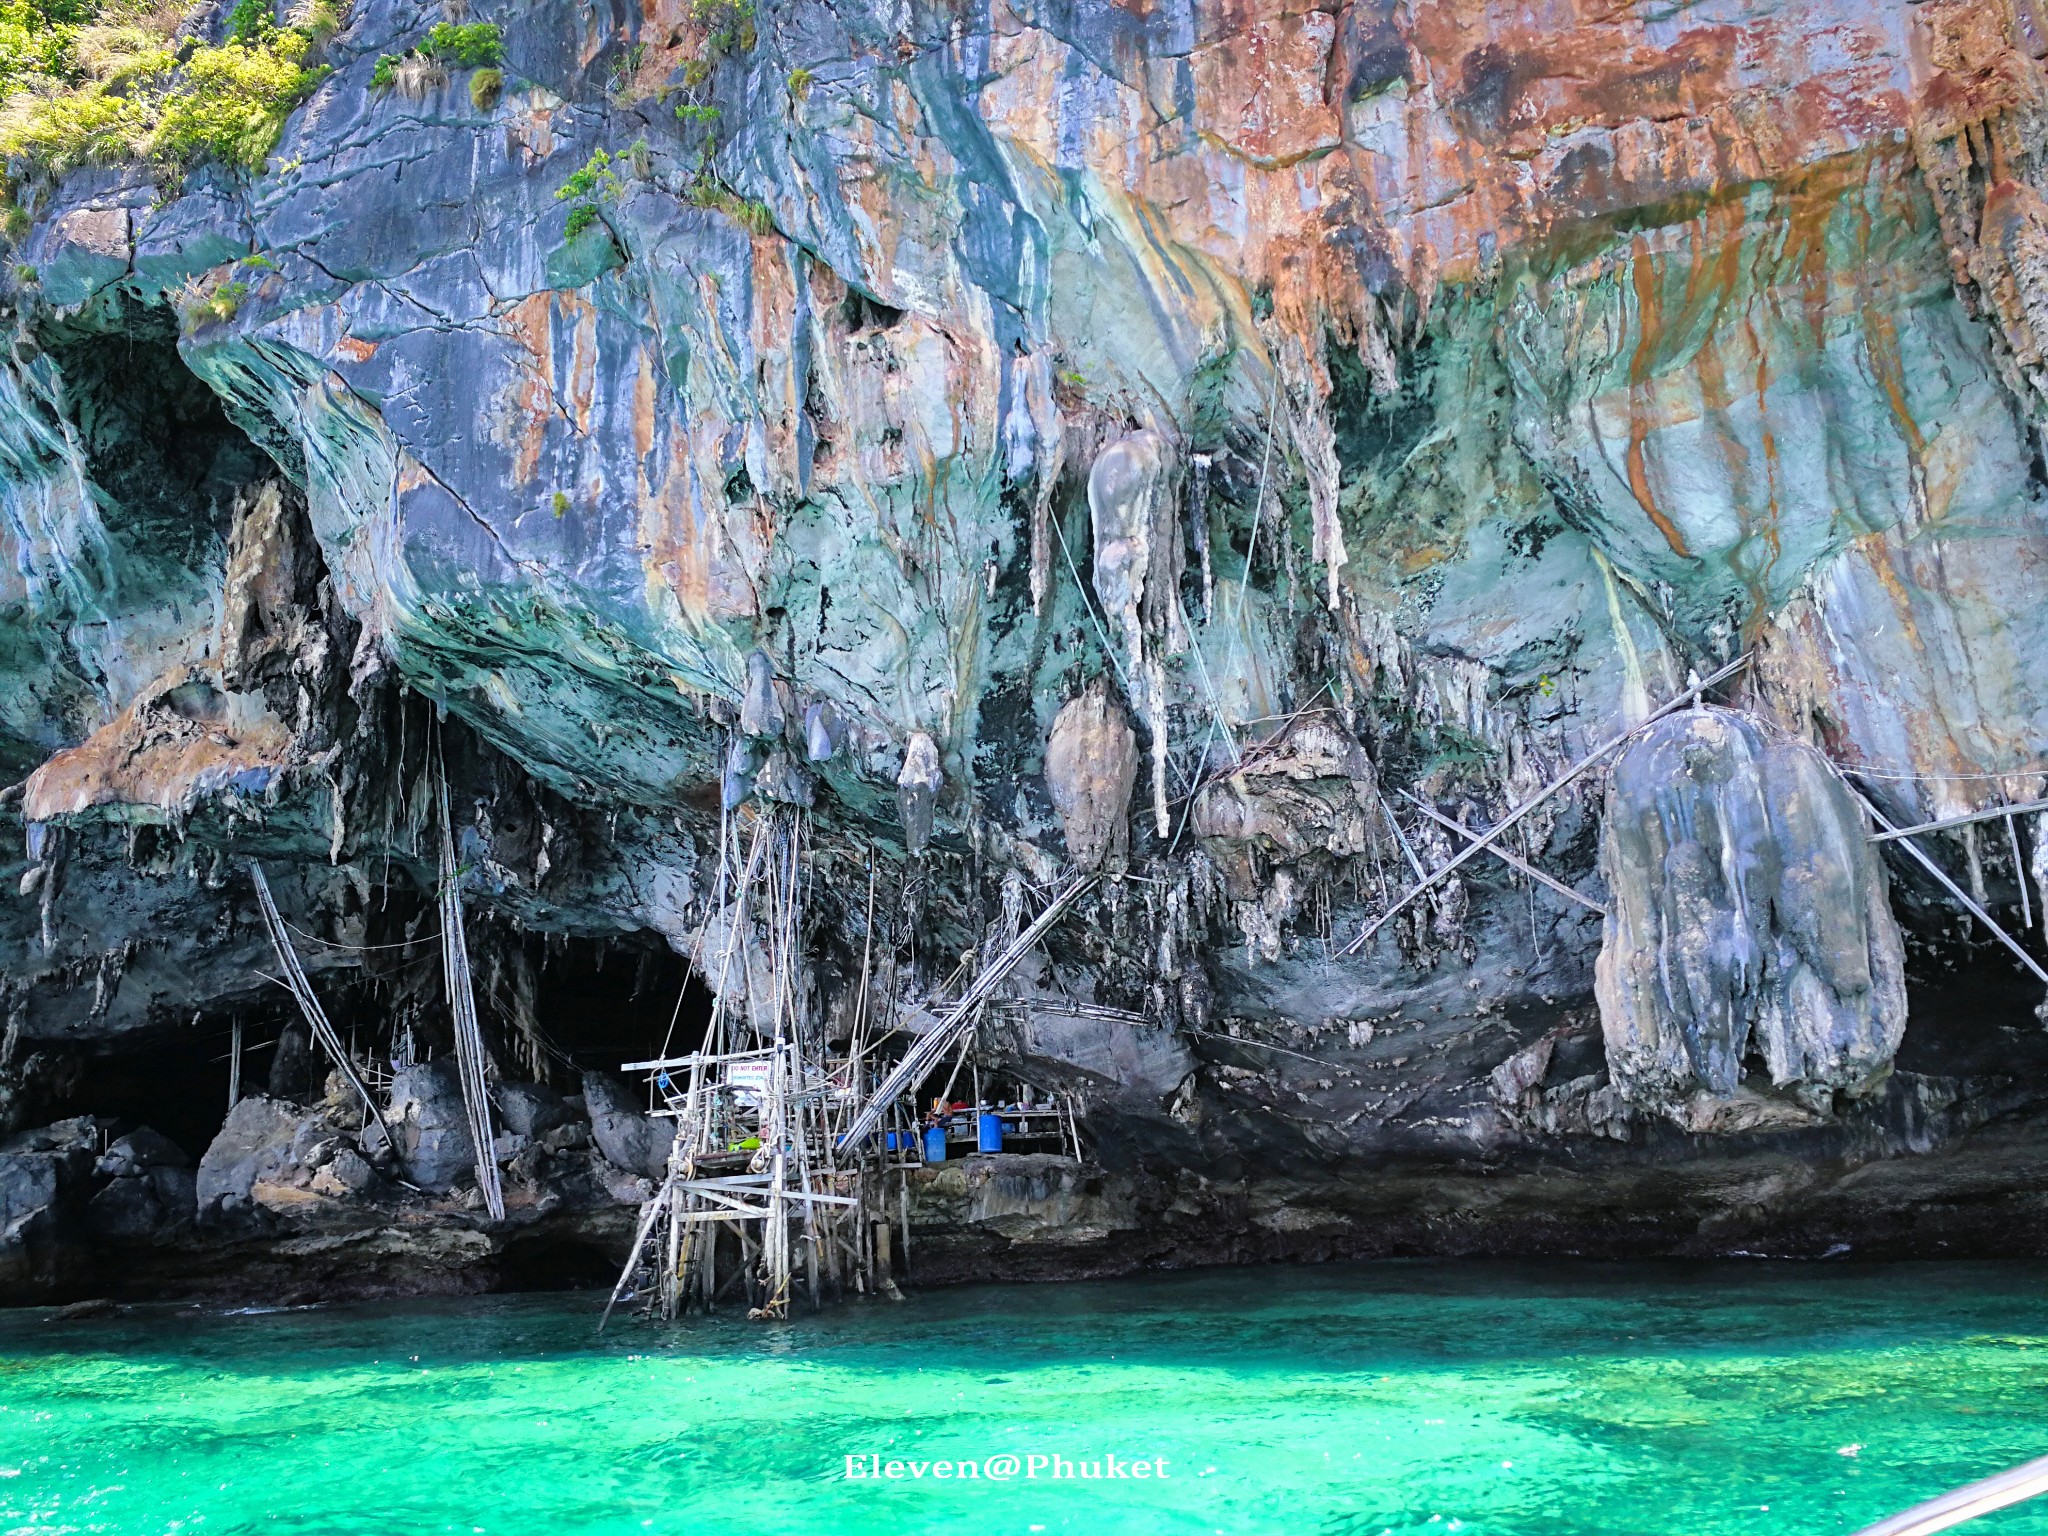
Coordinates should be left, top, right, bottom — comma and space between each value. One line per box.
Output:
1594, 708, 1908, 1125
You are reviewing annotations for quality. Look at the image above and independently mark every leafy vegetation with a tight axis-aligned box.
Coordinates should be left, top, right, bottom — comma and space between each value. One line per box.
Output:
685, 173, 770, 234
0, 0, 334, 182
177, 274, 243, 327
555, 144, 624, 239
419, 21, 498, 67
659, 0, 776, 235
688, 0, 752, 57
370, 20, 499, 98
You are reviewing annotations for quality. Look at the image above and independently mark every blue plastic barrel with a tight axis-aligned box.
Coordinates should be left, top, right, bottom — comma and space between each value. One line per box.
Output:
977, 1112, 1003, 1153
884, 1130, 898, 1152
923, 1125, 947, 1163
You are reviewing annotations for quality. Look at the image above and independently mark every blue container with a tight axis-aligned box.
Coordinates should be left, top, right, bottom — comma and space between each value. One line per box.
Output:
884, 1131, 899, 1152
923, 1125, 948, 1163
977, 1112, 1003, 1153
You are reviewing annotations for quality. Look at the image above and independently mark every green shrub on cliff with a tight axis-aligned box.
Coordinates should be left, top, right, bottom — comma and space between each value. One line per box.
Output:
0, 0, 332, 180
150, 26, 321, 169
419, 21, 499, 67
0, 0, 83, 99
370, 21, 500, 101
555, 144, 624, 239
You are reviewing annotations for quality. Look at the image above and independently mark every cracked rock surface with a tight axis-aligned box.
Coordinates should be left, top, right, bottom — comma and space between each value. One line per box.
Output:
2, 0, 2048, 1300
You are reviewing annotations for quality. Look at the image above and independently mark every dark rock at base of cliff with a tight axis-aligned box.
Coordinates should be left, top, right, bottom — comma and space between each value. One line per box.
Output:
384, 1061, 476, 1194
87, 1166, 196, 1242
581, 1071, 674, 1181
497, 1081, 574, 1140
0, 1117, 101, 1296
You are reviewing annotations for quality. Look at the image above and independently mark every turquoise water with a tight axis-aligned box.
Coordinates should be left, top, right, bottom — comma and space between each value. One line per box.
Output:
4, 1262, 2048, 1535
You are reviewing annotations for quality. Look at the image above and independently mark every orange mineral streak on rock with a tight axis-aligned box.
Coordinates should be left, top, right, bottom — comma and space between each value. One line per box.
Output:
1190, 8, 1341, 168
641, 453, 713, 626
563, 292, 600, 437
1624, 238, 1693, 561
1977, 178, 2048, 367
750, 238, 806, 501
631, 345, 657, 466
972, 0, 2000, 316
22, 671, 295, 824
495, 292, 556, 489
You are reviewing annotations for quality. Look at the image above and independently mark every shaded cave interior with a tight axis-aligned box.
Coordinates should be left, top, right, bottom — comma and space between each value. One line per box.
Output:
44, 927, 714, 1162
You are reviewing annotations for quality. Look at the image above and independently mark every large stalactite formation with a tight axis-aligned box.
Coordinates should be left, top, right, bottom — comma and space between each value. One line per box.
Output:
2, 0, 2048, 1301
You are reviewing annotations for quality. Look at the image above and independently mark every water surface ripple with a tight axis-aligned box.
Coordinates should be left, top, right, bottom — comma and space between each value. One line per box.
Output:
5, 1260, 2048, 1535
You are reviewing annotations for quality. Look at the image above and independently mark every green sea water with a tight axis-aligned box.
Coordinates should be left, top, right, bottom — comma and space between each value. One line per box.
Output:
4, 1261, 2048, 1536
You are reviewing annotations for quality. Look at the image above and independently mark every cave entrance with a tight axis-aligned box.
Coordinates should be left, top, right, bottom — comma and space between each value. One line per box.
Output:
1899, 938, 2048, 1080
503, 931, 713, 1086
35, 299, 274, 563
47, 998, 302, 1162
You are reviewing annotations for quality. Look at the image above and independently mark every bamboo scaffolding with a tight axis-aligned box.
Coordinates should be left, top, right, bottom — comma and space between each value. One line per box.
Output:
1853, 787, 2048, 988
605, 803, 881, 1324
1340, 654, 1749, 956
249, 863, 402, 1163
435, 760, 504, 1222
839, 872, 1098, 1147
1396, 791, 1609, 916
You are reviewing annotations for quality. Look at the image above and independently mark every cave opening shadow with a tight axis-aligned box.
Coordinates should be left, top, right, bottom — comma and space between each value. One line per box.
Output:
516, 933, 715, 1088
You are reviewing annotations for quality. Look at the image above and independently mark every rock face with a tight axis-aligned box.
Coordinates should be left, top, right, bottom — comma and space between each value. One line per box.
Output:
384, 1062, 476, 1194
1, 0, 2047, 1299
580, 1072, 674, 1183
1595, 709, 1909, 1129
1044, 682, 1138, 872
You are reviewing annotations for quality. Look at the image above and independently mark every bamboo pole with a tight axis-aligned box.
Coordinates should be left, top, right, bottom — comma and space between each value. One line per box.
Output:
2009, 813, 2032, 932
434, 761, 504, 1222
1850, 1452, 2048, 1536
1340, 654, 1749, 956
1397, 792, 1608, 915
598, 1180, 671, 1332
1866, 798, 2048, 844
1854, 788, 2048, 988
249, 864, 402, 1165
840, 873, 1097, 1146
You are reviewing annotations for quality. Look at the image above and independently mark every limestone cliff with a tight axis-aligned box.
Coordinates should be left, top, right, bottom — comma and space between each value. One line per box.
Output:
1, 0, 2047, 1300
